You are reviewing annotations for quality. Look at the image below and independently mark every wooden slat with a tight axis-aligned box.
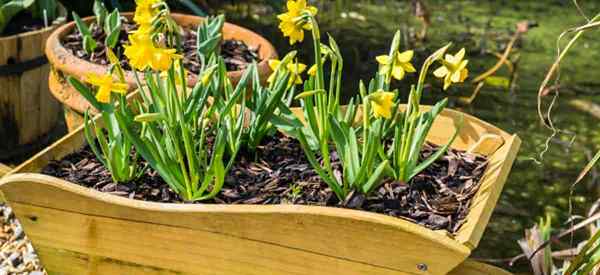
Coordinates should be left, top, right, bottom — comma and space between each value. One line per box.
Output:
455, 134, 521, 248
0, 163, 11, 177
449, 259, 512, 275
0, 26, 59, 148
4, 175, 470, 275
14, 202, 415, 275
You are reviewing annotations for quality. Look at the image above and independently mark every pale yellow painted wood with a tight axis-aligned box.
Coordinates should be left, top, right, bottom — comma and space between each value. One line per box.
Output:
0, 106, 520, 274
3, 175, 470, 274
455, 134, 521, 249
468, 134, 504, 156
0, 163, 11, 177
449, 259, 512, 275
14, 202, 434, 275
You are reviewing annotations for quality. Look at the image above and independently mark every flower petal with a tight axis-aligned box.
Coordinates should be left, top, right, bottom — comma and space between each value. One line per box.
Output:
451, 70, 462, 83
391, 65, 405, 80
400, 62, 416, 73
455, 48, 466, 62
308, 64, 317, 76
443, 75, 452, 90
459, 68, 469, 82
433, 66, 448, 78
268, 59, 281, 71
96, 88, 111, 103
396, 50, 414, 63
376, 55, 391, 65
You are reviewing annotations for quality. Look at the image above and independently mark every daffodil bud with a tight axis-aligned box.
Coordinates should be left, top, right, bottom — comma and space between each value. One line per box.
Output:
294, 89, 325, 100
134, 113, 164, 122
200, 66, 216, 86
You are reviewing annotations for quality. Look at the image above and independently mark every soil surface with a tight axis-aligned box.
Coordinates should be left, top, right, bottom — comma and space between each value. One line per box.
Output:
61, 17, 260, 73
1, 12, 46, 37
41, 133, 488, 234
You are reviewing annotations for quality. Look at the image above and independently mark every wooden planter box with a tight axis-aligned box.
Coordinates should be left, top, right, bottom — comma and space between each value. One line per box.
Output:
0, 107, 520, 275
45, 13, 277, 132
0, 26, 61, 159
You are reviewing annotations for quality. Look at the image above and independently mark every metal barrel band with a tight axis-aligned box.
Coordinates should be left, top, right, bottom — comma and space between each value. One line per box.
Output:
0, 56, 48, 76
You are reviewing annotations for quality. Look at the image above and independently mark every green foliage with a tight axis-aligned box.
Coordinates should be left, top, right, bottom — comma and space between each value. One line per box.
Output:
73, 0, 122, 54
67, 76, 144, 184
0, 0, 35, 33
283, 23, 462, 200
196, 14, 224, 60
113, 57, 250, 201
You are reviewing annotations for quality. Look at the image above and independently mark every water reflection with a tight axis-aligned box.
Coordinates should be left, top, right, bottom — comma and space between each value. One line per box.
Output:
213, 0, 600, 271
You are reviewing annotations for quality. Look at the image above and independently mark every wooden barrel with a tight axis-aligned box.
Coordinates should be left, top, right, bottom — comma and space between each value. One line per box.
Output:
0, 26, 61, 160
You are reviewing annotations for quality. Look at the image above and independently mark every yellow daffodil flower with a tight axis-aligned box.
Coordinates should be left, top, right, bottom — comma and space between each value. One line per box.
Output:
124, 33, 155, 71
85, 73, 128, 103
433, 48, 469, 90
369, 90, 395, 119
376, 50, 416, 81
160, 59, 188, 85
307, 64, 317, 76
268, 59, 307, 85
277, 0, 318, 45
151, 48, 182, 72
124, 31, 181, 72
134, 0, 160, 26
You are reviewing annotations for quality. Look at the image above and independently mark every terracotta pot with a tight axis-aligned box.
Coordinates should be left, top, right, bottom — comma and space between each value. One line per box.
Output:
0, 106, 520, 275
0, 26, 62, 160
46, 13, 278, 132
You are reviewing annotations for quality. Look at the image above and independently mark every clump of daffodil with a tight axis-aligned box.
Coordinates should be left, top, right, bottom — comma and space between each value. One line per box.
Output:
267, 59, 307, 85
369, 90, 395, 119
376, 50, 416, 81
277, 0, 318, 45
84, 73, 128, 103
433, 48, 469, 90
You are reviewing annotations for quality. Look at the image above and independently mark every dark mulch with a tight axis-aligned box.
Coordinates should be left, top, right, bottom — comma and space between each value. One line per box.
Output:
61, 17, 260, 73
41, 133, 487, 234
1, 12, 46, 37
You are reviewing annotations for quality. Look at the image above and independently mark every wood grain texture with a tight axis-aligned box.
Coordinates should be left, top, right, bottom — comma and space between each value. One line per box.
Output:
0, 26, 60, 148
448, 259, 512, 275
0, 106, 520, 274
0, 163, 11, 177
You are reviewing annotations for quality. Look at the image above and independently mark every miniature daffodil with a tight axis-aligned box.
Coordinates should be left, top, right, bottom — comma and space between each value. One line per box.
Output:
277, 0, 318, 45
268, 59, 307, 85
369, 90, 395, 119
376, 50, 416, 81
433, 48, 469, 90
124, 32, 181, 72
151, 48, 182, 72
134, 0, 160, 26
124, 33, 155, 71
84, 73, 128, 103
307, 64, 317, 76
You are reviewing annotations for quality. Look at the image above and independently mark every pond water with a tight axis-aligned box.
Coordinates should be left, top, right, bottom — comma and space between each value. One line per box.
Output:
212, 0, 600, 272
